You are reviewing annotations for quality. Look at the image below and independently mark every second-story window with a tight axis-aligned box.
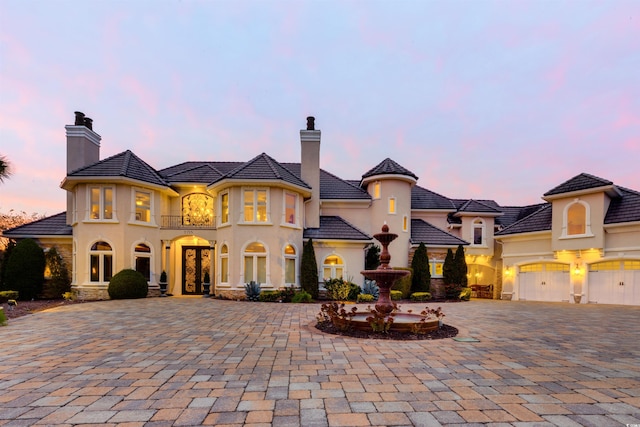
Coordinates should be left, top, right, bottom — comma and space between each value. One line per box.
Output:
135, 190, 151, 222
90, 186, 114, 220
285, 192, 297, 225
567, 202, 586, 235
473, 218, 485, 245
244, 189, 268, 223
388, 197, 396, 214
220, 192, 229, 224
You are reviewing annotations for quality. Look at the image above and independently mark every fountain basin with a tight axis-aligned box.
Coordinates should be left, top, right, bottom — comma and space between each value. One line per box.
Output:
347, 312, 440, 334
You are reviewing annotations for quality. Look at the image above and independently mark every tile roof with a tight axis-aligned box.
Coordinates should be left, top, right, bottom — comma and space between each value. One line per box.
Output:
159, 162, 229, 183
2, 212, 72, 237
495, 204, 552, 236
362, 158, 418, 180
303, 216, 371, 241
69, 150, 169, 187
410, 219, 468, 246
605, 186, 640, 224
284, 164, 371, 200
544, 173, 613, 197
497, 204, 548, 227
411, 186, 456, 210
214, 153, 310, 189
456, 199, 503, 215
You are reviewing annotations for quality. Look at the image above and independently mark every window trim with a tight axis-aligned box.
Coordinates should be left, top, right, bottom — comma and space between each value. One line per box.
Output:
218, 243, 230, 285
242, 240, 269, 285
89, 240, 114, 284
132, 241, 153, 282
561, 199, 594, 239
219, 190, 230, 225
181, 192, 214, 227
283, 243, 298, 286
322, 253, 345, 281
388, 196, 396, 214
429, 259, 443, 278
86, 185, 117, 222
471, 218, 486, 246
402, 215, 408, 232
242, 187, 271, 224
130, 187, 155, 226
282, 191, 299, 228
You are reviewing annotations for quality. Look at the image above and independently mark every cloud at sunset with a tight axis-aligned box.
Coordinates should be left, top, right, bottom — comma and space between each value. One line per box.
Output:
0, 0, 638, 216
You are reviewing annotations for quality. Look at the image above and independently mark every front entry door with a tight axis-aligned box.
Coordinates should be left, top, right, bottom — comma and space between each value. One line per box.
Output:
182, 246, 211, 295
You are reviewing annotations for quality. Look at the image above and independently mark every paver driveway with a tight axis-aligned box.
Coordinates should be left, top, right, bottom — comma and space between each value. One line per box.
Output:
0, 298, 639, 426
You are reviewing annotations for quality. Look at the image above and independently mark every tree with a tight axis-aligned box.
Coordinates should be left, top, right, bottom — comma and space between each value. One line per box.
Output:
1, 210, 45, 251
410, 242, 431, 293
42, 247, 71, 298
3, 238, 46, 300
454, 244, 468, 288
0, 154, 12, 183
0, 239, 15, 290
364, 244, 380, 270
443, 248, 455, 285
300, 238, 319, 299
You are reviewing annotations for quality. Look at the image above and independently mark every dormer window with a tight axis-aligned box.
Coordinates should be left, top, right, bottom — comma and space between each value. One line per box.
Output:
567, 203, 585, 235
472, 218, 485, 246
562, 199, 593, 238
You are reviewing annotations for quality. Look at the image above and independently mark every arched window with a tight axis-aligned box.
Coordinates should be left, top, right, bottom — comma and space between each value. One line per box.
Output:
182, 193, 214, 226
473, 219, 485, 246
323, 254, 344, 280
244, 242, 267, 284
220, 244, 229, 284
90, 241, 113, 283
134, 243, 151, 281
567, 203, 586, 235
284, 244, 297, 285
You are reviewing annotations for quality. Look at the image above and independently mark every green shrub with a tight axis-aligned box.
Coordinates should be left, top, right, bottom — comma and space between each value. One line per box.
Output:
279, 286, 295, 303
108, 269, 148, 299
292, 291, 312, 303
3, 239, 46, 300
357, 293, 375, 303
324, 278, 352, 301
245, 281, 261, 301
301, 239, 319, 299
391, 267, 412, 298
0, 308, 6, 326
410, 292, 432, 302
259, 290, 281, 302
348, 283, 361, 301
0, 290, 19, 303
459, 287, 472, 301
390, 290, 403, 300
411, 243, 431, 293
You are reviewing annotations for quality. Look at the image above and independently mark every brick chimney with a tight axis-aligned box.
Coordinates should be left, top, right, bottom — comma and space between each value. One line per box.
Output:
65, 111, 101, 224
300, 116, 320, 228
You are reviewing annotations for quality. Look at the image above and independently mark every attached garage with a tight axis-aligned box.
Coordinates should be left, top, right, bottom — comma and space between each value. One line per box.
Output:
587, 260, 640, 305
518, 263, 570, 302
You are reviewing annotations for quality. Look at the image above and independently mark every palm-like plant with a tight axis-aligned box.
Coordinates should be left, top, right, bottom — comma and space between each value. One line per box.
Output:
0, 155, 12, 183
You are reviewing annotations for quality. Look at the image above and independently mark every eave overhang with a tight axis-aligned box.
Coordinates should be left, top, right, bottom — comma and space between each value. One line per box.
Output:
361, 173, 417, 187
61, 176, 179, 196
542, 184, 622, 202
207, 178, 312, 198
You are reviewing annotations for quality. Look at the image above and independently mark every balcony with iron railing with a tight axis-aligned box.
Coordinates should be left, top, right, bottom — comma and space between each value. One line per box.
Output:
161, 215, 216, 229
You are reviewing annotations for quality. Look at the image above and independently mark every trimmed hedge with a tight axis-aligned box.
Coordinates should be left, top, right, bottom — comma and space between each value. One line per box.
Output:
108, 269, 148, 299
410, 292, 432, 302
292, 291, 312, 303
3, 239, 45, 300
357, 293, 375, 303
390, 290, 403, 300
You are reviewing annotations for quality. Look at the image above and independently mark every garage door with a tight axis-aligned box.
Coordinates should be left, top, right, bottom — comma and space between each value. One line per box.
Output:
519, 263, 570, 302
588, 260, 640, 305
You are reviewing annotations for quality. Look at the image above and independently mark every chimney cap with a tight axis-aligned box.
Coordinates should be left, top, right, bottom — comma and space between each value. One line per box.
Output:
306, 116, 315, 130
74, 111, 86, 125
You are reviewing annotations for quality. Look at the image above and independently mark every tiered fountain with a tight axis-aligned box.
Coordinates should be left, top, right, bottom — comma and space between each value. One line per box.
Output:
345, 223, 440, 333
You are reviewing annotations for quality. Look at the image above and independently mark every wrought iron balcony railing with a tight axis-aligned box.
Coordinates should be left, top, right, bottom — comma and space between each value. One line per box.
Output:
161, 215, 216, 229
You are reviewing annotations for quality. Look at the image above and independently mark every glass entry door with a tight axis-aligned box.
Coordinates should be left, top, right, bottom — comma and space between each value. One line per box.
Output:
182, 246, 211, 295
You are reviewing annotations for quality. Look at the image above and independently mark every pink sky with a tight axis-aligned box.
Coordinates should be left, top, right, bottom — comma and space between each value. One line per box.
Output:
1, 0, 638, 216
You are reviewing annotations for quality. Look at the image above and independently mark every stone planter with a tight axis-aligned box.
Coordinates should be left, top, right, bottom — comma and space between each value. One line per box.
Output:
203, 282, 211, 298
159, 282, 168, 297
574, 295, 582, 304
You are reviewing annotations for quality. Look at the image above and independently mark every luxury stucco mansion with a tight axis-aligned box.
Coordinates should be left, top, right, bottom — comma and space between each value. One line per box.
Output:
4, 113, 640, 305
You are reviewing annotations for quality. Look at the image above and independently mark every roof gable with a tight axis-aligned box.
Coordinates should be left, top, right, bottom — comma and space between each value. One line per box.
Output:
303, 216, 371, 241
410, 219, 468, 246
362, 158, 418, 180
456, 199, 503, 215
68, 150, 168, 187
544, 173, 613, 197
605, 186, 640, 224
213, 153, 310, 189
2, 212, 72, 237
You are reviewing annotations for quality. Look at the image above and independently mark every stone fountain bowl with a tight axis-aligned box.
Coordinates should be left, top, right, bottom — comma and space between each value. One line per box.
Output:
361, 269, 409, 283
348, 312, 440, 333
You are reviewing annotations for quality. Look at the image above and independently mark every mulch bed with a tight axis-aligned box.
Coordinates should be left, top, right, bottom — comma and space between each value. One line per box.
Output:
315, 320, 458, 340
1, 299, 84, 320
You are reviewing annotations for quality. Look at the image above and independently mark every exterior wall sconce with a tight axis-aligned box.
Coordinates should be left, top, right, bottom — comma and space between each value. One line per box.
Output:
504, 267, 512, 277
573, 264, 583, 276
